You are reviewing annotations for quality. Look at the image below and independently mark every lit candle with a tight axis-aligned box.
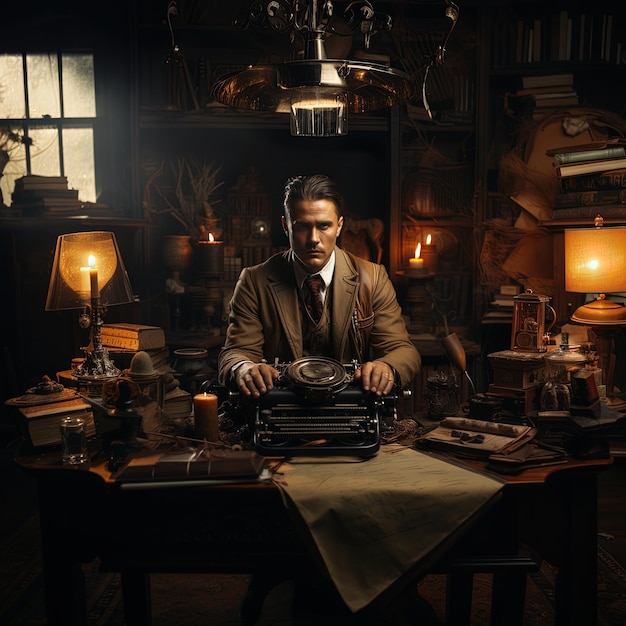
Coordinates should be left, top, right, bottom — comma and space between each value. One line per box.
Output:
420, 233, 439, 274
196, 232, 224, 276
193, 392, 219, 441
80, 266, 90, 294
408, 243, 428, 276
88, 254, 99, 300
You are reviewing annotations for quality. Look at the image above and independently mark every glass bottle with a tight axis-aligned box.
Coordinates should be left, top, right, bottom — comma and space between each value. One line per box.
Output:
540, 333, 585, 411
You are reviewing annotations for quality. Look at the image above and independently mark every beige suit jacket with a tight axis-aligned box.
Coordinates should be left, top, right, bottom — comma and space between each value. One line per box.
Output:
218, 248, 420, 386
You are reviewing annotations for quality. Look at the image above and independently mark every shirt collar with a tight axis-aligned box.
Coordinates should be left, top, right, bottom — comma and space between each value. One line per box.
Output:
292, 249, 336, 290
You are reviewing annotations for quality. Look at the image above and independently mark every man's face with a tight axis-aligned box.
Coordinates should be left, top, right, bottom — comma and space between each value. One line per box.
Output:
282, 199, 344, 274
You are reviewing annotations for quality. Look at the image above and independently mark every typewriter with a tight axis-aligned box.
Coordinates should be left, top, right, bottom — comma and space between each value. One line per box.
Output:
214, 357, 409, 457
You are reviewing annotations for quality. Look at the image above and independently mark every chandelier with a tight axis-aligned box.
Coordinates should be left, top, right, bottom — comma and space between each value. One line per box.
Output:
207, 1, 458, 136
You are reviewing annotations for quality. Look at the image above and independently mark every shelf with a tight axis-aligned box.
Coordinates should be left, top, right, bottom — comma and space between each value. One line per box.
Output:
0, 216, 149, 231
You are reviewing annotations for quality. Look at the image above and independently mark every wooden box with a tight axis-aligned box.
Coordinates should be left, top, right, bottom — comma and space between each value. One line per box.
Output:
487, 384, 540, 416
487, 350, 546, 390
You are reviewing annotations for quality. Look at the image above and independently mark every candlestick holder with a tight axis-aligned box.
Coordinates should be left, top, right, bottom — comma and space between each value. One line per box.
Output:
74, 295, 120, 378
399, 270, 435, 335
420, 243, 439, 275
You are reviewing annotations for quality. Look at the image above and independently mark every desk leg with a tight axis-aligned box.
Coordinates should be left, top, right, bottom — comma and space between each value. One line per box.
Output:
554, 472, 598, 626
38, 482, 88, 626
121, 569, 152, 626
445, 570, 473, 625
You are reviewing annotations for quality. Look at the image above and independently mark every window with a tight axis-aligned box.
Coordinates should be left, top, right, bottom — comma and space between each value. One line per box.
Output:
0, 52, 97, 206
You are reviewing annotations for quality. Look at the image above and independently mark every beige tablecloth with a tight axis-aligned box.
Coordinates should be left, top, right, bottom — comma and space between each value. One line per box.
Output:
274, 445, 504, 612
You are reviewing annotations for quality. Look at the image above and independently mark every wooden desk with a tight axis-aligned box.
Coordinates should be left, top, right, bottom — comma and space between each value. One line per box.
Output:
16, 446, 611, 626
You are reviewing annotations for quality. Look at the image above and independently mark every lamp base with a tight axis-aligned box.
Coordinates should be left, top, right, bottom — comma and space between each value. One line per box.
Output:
74, 346, 120, 380
570, 296, 626, 325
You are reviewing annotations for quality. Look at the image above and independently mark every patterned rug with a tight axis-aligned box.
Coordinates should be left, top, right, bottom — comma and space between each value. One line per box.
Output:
1, 514, 625, 625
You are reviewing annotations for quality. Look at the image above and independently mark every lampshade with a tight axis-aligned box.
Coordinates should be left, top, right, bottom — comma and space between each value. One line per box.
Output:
564, 223, 626, 325
46, 231, 134, 311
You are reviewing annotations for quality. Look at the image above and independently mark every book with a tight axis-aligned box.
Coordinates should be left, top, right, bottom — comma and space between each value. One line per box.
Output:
557, 157, 626, 178
486, 442, 567, 475
560, 169, 626, 192
500, 285, 521, 296
163, 386, 193, 421
533, 95, 580, 108
515, 84, 578, 97
521, 73, 573, 89
553, 146, 626, 165
12, 188, 79, 200
416, 417, 537, 460
551, 205, 626, 220
114, 449, 268, 483
101, 324, 166, 351
504, 90, 579, 119
16, 397, 96, 448
13, 175, 69, 192
554, 189, 626, 208
491, 297, 515, 308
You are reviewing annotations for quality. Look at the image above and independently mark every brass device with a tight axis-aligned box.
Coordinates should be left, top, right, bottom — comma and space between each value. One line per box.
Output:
510, 291, 556, 353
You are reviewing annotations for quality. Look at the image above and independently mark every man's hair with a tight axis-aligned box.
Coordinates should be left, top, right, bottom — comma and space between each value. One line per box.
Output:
283, 175, 344, 218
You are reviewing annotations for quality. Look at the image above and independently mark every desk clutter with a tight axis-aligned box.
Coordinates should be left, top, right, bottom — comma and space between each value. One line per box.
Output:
5, 312, 625, 479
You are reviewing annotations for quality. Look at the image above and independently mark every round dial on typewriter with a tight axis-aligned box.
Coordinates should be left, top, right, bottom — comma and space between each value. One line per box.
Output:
285, 357, 351, 397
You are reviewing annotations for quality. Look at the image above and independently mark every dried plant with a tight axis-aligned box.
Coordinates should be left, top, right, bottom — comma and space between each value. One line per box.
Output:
144, 156, 224, 240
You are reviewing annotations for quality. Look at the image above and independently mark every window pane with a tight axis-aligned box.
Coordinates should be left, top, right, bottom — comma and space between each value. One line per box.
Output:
0, 55, 26, 118
29, 126, 60, 174
62, 54, 96, 117
63, 127, 96, 202
26, 54, 60, 119
0, 129, 27, 207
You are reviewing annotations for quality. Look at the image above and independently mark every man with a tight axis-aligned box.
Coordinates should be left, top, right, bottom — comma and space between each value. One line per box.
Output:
218, 174, 420, 396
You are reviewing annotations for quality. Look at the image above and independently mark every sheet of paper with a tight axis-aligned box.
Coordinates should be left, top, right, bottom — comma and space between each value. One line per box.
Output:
273, 445, 504, 612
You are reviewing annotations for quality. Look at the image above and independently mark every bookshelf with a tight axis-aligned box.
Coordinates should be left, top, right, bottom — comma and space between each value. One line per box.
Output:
474, 0, 626, 328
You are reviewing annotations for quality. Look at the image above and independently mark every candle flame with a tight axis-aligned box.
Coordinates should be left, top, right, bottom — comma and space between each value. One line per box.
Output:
426, 234, 432, 245
88, 254, 96, 268
208, 232, 215, 242
415, 243, 422, 258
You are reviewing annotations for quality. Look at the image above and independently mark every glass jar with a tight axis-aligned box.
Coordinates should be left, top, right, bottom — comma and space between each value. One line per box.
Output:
540, 334, 585, 411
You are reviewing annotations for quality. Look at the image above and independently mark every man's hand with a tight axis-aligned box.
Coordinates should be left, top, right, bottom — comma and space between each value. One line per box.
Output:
355, 360, 395, 396
234, 361, 280, 398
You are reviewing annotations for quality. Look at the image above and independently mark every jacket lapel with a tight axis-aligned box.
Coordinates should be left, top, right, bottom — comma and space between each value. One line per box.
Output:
267, 254, 303, 359
331, 249, 358, 358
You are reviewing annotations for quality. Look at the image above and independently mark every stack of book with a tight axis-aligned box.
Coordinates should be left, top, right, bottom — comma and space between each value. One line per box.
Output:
9, 391, 96, 448
483, 285, 520, 322
505, 74, 579, 121
11, 175, 83, 215
163, 385, 193, 422
549, 140, 626, 219
101, 323, 172, 375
